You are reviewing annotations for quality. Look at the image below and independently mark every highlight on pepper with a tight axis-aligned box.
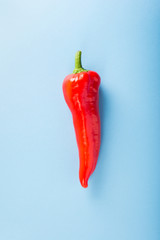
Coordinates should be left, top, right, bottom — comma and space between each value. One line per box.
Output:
62, 51, 101, 188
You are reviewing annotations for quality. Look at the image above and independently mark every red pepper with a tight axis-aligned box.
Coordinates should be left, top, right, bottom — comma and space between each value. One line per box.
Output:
62, 51, 101, 188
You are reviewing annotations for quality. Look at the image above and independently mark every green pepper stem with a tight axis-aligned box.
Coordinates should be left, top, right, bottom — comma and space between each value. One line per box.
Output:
75, 51, 82, 68
73, 51, 89, 74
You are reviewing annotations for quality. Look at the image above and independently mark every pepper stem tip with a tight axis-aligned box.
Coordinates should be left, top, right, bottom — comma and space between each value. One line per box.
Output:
75, 50, 82, 69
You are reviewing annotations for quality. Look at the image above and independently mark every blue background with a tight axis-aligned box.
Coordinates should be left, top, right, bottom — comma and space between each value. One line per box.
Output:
0, 0, 160, 239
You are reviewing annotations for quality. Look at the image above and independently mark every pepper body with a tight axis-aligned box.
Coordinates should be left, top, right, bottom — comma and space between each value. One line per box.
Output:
62, 51, 101, 188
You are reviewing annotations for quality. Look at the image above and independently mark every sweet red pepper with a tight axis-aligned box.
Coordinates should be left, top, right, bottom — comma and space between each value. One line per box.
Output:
62, 51, 101, 188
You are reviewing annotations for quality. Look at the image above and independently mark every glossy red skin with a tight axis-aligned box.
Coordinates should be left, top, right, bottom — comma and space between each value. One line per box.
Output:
62, 71, 101, 188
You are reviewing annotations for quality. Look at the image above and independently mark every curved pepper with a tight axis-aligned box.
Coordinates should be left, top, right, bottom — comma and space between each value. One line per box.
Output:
62, 51, 101, 188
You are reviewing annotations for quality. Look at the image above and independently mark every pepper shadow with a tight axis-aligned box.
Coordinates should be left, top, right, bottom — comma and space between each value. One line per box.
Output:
89, 85, 111, 196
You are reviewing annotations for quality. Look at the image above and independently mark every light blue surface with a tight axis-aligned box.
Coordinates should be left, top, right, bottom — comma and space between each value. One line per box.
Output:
0, 0, 160, 239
